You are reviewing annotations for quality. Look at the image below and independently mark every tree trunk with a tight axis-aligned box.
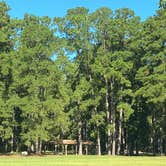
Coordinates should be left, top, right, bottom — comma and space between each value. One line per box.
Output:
112, 120, 116, 156
121, 122, 125, 155
31, 143, 35, 153
44, 144, 46, 154
164, 135, 166, 155
5, 141, 8, 153
109, 78, 116, 156
105, 78, 111, 155
11, 133, 14, 153
78, 121, 82, 155
136, 140, 139, 156
97, 129, 101, 156
39, 139, 42, 154
117, 108, 123, 155
35, 136, 39, 155
152, 111, 156, 156
163, 104, 166, 156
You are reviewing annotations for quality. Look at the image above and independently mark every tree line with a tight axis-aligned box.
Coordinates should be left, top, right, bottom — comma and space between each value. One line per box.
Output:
0, 1, 165, 156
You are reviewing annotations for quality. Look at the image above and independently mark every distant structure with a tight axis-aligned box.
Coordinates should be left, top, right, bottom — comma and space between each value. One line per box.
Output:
50, 139, 93, 155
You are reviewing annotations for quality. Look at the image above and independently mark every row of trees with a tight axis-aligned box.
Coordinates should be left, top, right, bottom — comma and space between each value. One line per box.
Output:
0, 1, 165, 155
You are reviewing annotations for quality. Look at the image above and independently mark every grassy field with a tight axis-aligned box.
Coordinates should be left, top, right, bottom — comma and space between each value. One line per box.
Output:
0, 155, 165, 166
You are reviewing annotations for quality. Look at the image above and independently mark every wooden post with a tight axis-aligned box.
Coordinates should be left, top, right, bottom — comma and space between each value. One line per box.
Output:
62, 145, 64, 155
65, 145, 68, 156
72, 145, 74, 154
75, 144, 78, 155
85, 145, 88, 155
54, 144, 58, 154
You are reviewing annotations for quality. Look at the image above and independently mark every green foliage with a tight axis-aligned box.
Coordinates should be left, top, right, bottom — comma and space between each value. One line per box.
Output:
0, 0, 165, 156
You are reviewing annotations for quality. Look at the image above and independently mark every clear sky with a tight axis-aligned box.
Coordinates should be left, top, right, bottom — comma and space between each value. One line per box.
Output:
5, 0, 159, 20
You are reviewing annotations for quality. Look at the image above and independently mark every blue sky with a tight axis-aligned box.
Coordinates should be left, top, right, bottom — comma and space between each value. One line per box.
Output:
5, 0, 159, 20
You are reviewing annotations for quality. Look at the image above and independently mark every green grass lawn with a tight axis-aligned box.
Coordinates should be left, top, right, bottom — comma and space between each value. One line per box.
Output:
0, 155, 165, 166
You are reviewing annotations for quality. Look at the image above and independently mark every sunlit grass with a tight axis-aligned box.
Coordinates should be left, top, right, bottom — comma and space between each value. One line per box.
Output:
0, 155, 165, 166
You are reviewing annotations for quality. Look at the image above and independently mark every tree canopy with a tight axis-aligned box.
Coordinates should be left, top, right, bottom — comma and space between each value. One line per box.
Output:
0, 1, 165, 156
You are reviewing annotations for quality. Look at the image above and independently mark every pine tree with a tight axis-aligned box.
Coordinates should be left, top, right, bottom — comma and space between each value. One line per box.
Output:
0, 1, 18, 153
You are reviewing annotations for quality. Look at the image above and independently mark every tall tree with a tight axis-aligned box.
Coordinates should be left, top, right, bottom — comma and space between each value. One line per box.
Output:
14, 15, 69, 154
0, 1, 18, 153
136, 7, 166, 155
